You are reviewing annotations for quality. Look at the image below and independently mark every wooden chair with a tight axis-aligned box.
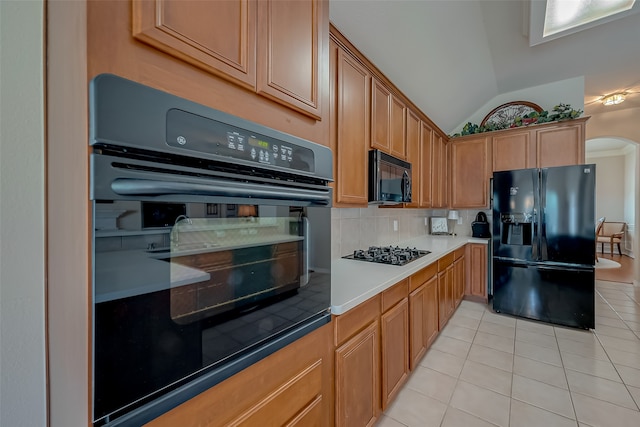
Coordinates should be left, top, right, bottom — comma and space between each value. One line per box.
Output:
596, 221, 625, 255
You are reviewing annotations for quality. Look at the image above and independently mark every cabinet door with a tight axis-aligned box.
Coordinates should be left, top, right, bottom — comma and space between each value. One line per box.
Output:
133, 0, 257, 89
536, 121, 585, 167
335, 48, 370, 205
409, 285, 426, 369
410, 274, 439, 369
390, 95, 406, 159
492, 130, 535, 172
450, 136, 490, 208
371, 79, 391, 152
335, 321, 380, 427
432, 134, 448, 208
446, 265, 455, 318
381, 299, 409, 410
469, 244, 488, 299
405, 110, 421, 208
437, 271, 448, 330
420, 122, 434, 208
454, 257, 465, 308
256, 0, 323, 119
424, 275, 439, 348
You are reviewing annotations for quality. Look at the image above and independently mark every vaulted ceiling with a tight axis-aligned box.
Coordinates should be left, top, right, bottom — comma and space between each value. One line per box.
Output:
329, 1, 640, 134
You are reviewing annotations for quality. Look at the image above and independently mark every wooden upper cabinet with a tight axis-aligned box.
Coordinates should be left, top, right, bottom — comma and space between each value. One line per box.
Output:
256, 0, 322, 118
334, 46, 370, 206
488, 117, 588, 171
390, 96, 406, 159
405, 110, 420, 208
536, 119, 586, 168
133, 0, 323, 119
420, 121, 434, 208
492, 130, 535, 172
449, 136, 490, 208
370, 80, 406, 158
432, 134, 448, 208
371, 79, 391, 153
133, 0, 257, 89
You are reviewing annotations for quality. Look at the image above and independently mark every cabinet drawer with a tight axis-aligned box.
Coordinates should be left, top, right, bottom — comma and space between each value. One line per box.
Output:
438, 252, 455, 271
382, 279, 408, 312
409, 263, 437, 292
334, 295, 381, 346
229, 360, 323, 427
454, 246, 465, 260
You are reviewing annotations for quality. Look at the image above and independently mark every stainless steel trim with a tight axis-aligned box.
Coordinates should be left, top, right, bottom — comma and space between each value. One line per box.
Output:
111, 178, 331, 205
302, 217, 310, 285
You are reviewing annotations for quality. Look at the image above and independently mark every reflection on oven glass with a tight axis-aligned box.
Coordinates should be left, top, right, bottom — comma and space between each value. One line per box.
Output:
92, 203, 331, 422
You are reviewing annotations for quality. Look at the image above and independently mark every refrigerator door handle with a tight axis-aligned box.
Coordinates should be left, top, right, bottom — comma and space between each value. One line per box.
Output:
531, 208, 538, 260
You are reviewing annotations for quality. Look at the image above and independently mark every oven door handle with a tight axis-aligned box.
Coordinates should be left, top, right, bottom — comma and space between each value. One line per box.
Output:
111, 178, 331, 205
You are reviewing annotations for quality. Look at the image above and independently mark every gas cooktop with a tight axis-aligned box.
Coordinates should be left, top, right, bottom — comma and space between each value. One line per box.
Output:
342, 246, 431, 266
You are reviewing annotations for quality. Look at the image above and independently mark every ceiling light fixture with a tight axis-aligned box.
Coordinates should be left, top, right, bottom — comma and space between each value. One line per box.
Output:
602, 93, 626, 106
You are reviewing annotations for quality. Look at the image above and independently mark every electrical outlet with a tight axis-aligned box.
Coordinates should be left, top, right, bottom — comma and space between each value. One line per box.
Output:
457, 217, 463, 225
393, 220, 398, 231
424, 217, 428, 226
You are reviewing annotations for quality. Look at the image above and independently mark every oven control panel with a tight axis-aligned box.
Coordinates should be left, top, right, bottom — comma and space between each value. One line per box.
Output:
166, 109, 315, 173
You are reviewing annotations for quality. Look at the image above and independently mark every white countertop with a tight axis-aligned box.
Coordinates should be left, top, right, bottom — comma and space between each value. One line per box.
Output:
330, 235, 489, 315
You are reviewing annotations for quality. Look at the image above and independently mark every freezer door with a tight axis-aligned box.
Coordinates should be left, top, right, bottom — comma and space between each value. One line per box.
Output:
541, 165, 596, 265
493, 168, 538, 261
493, 260, 594, 329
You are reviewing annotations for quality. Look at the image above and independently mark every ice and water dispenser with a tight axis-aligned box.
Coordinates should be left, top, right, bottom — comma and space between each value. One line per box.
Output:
499, 212, 533, 246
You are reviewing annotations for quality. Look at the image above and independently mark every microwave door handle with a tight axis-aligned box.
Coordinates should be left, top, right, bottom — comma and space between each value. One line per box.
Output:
401, 170, 410, 202
111, 178, 331, 205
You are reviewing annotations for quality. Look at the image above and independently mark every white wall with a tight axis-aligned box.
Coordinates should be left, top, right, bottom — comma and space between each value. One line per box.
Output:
585, 154, 626, 222
0, 2, 47, 426
624, 147, 636, 253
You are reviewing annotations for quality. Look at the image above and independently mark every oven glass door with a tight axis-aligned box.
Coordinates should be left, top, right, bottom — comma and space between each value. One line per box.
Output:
92, 200, 330, 424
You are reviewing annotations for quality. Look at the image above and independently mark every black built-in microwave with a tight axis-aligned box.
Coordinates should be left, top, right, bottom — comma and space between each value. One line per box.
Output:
368, 149, 412, 205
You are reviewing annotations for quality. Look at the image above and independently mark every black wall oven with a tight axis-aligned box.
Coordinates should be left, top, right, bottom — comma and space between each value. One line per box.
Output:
90, 75, 332, 426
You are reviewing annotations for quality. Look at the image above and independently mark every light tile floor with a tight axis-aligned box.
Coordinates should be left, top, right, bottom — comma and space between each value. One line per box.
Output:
378, 280, 640, 427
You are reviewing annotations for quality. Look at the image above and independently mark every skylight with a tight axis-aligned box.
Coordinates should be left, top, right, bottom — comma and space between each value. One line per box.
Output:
528, 0, 639, 46
544, 0, 636, 36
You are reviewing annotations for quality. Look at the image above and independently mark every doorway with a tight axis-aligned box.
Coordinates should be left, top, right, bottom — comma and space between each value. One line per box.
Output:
586, 137, 637, 284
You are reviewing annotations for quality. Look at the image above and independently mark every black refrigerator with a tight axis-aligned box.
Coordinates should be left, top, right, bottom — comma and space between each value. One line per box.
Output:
492, 164, 596, 329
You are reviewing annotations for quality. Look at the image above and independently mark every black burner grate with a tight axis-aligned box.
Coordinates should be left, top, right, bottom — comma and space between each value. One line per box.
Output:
342, 246, 431, 266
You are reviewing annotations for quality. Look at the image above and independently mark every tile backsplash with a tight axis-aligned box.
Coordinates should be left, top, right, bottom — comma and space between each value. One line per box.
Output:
331, 206, 491, 259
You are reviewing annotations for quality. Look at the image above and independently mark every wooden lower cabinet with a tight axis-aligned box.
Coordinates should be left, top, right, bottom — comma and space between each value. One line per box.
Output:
453, 248, 465, 308
437, 253, 455, 330
146, 322, 334, 426
335, 321, 380, 427
409, 267, 438, 369
380, 298, 409, 409
333, 246, 484, 425
466, 243, 488, 302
